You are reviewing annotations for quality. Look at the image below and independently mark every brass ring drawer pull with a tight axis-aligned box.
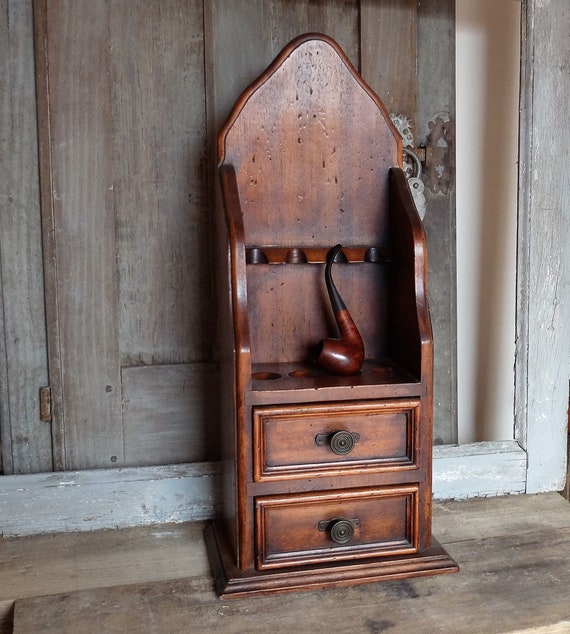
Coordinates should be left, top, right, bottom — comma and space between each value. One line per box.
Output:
315, 430, 360, 455
318, 517, 361, 545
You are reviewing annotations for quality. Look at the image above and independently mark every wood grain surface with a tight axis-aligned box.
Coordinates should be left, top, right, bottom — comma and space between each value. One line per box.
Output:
4, 493, 570, 633
0, 0, 51, 474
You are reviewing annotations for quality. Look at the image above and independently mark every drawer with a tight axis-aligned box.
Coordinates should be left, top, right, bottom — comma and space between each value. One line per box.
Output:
255, 485, 418, 569
253, 400, 419, 481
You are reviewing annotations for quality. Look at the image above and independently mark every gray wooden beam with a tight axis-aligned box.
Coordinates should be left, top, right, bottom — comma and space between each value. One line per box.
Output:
0, 462, 222, 537
515, 0, 570, 493
432, 441, 526, 500
0, 446, 527, 536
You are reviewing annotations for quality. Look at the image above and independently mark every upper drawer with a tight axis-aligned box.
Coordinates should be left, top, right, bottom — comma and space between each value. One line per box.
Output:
253, 399, 419, 481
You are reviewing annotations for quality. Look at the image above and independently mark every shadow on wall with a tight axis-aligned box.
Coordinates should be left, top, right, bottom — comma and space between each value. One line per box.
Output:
456, 0, 520, 443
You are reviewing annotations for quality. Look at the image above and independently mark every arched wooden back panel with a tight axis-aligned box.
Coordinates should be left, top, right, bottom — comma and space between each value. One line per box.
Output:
219, 33, 402, 247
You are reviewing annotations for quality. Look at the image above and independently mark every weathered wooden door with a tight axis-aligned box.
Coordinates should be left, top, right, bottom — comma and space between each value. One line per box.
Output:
31, 0, 455, 471
35, 0, 217, 470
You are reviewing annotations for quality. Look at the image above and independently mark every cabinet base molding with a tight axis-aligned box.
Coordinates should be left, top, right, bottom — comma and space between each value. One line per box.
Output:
204, 520, 458, 599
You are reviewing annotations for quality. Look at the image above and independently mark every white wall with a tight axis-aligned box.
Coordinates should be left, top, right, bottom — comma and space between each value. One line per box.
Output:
455, 1, 521, 443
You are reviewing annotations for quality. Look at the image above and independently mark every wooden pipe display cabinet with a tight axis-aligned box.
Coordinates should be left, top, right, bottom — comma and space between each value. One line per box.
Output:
205, 33, 458, 598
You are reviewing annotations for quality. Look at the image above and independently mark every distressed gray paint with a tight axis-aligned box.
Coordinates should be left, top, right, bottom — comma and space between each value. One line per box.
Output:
0, 463, 222, 536
0, 0, 51, 474
515, 0, 570, 493
0, 446, 526, 536
433, 441, 526, 499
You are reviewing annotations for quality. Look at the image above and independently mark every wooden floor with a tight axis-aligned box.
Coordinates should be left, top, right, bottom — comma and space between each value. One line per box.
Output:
2, 493, 570, 633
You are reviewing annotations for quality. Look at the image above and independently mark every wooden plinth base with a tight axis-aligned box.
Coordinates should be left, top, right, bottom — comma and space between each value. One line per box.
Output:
204, 520, 459, 599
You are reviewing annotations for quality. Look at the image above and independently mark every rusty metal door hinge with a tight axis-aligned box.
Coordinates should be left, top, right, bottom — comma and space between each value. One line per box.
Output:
40, 386, 52, 422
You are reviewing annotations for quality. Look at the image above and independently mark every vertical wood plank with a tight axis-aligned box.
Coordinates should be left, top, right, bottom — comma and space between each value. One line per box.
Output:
37, 0, 216, 469
514, 0, 532, 454
205, 0, 271, 135
360, 0, 417, 117
417, 0, 457, 444
0, 0, 14, 475
205, 0, 359, 134
361, 0, 457, 444
39, 0, 123, 469
0, 0, 52, 473
270, 1, 360, 69
516, 0, 570, 492
109, 0, 211, 367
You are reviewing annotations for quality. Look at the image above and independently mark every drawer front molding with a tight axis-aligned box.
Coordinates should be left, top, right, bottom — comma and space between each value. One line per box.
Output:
255, 485, 419, 569
253, 400, 420, 481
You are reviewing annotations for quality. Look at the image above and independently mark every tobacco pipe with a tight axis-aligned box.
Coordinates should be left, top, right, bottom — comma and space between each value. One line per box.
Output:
314, 244, 365, 375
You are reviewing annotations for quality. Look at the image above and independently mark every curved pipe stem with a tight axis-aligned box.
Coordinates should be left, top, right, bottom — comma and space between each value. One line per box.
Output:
315, 244, 365, 375
325, 244, 346, 313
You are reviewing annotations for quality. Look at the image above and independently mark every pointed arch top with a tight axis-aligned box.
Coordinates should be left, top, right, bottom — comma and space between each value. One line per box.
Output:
218, 33, 403, 247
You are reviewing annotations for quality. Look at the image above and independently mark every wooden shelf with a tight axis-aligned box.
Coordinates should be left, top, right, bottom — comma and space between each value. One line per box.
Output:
247, 360, 422, 405
251, 359, 417, 389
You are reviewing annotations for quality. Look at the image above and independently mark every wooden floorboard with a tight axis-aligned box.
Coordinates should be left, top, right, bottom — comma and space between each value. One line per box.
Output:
0, 522, 209, 603
2, 493, 570, 633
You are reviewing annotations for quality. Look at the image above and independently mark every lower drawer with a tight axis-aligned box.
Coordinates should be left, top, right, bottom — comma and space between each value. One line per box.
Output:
255, 485, 418, 570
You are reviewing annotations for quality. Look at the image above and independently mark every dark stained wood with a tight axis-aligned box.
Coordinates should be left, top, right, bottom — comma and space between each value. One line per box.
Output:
387, 167, 436, 550
388, 167, 432, 383
253, 400, 417, 481
219, 37, 400, 247
255, 486, 417, 569
246, 361, 426, 409
246, 264, 388, 364
208, 34, 456, 596
206, 520, 456, 598
245, 245, 393, 264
